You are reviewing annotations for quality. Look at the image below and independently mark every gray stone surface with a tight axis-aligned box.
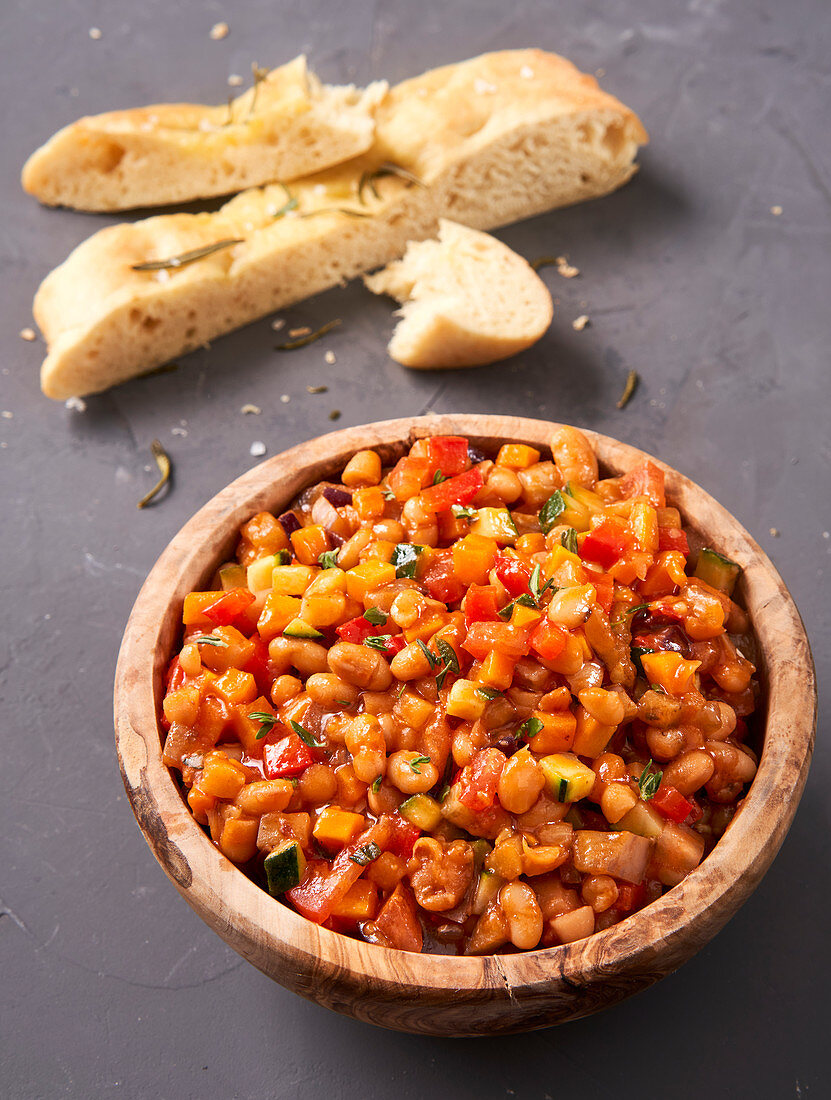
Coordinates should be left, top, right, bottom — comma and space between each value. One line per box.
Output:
2, 0, 828, 1096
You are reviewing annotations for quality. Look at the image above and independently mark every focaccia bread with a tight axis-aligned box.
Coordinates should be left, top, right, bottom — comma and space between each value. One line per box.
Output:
22, 56, 386, 211
364, 219, 554, 368
34, 49, 648, 399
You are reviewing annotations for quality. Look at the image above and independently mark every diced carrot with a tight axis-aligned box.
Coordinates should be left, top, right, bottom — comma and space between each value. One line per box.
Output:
291, 525, 330, 565
527, 710, 577, 754
640, 652, 701, 695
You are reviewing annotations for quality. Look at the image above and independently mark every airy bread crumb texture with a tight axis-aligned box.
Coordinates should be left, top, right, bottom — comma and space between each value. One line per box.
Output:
22, 57, 386, 211
33, 49, 648, 399
364, 220, 553, 368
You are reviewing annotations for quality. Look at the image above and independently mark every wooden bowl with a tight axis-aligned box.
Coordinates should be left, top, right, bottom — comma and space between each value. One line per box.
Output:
114, 414, 816, 1036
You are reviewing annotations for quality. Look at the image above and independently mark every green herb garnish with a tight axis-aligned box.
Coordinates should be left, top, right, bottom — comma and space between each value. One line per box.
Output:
561, 528, 578, 555
364, 635, 393, 651
518, 716, 544, 741
391, 543, 424, 579
498, 593, 538, 620
190, 634, 228, 647
611, 603, 649, 627
630, 646, 655, 675
638, 759, 663, 801
363, 607, 387, 626
451, 504, 477, 520
137, 439, 172, 509
357, 161, 425, 204
416, 639, 440, 668
476, 687, 503, 700
131, 238, 243, 272
275, 318, 341, 351
539, 490, 566, 534
408, 755, 432, 775
529, 564, 556, 604
247, 62, 269, 117
317, 550, 339, 569
349, 841, 382, 866
249, 711, 278, 740
371, 776, 383, 794
272, 183, 299, 220
382, 486, 396, 501
289, 719, 321, 748
299, 207, 371, 220
435, 638, 460, 690
432, 470, 448, 484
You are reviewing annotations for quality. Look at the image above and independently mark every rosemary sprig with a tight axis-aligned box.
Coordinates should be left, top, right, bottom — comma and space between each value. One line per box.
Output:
416, 639, 440, 669
408, 755, 432, 775
358, 161, 425, 204
299, 208, 371, 220
275, 318, 341, 350
250, 711, 278, 740
434, 639, 460, 690
247, 63, 270, 117
611, 603, 649, 627
617, 369, 640, 410
638, 759, 663, 801
137, 440, 172, 508
190, 634, 227, 647
272, 184, 299, 220
131, 239, 243, 272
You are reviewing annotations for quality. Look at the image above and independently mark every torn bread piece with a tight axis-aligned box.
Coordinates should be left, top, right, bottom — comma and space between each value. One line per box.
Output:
35, 49, 647, 398
364, 220, 553, 368
22, 56, 387, 211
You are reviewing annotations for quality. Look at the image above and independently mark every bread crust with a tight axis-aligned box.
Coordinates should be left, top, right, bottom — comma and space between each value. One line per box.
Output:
22, 57, 386, 211
34, 49, 648, 399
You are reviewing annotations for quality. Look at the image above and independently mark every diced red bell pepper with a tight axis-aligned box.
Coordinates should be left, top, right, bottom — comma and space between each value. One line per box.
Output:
658, 527, 690, 555
373, 635, 406, 657
462, 585, 501, 627
462, 621, 532, 661
385, 815, 421, 859
592, 571, 615, 614
242, 637, 274, 694
166, 656, 185, 693
651, 784, 694, 823
581, 517, 631, 569
263, 733, 316, 778
336, 615, 377, 644
620, 460, 666, 508
203, 587, 256, 627
615, 881, 647, 913
387, 455, 432, 502
457, 748, 507, 812
495, 554, 532, 597
422, 549, 466, 604
426, 436, 470, 479
685, 795, 703, 825
529, 618, 569, 661
287, 821, 392, 924
419, 467, 484, 513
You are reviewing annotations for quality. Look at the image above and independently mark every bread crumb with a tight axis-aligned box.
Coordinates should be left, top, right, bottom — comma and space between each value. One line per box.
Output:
280, 394, 291, 404
65, 397, 87, 412
250, 440, 266, 457
271, 318, 285, 331
595, 67, 606, 78
329, 409, 341, 421
19, 327, 36, 342
89, 27, 102, 40
474, 78, 497, 94
324, 350, 336, 365
2, 410, 13, 419
770, 205, 783, 216
307, 385, 328, 394
228, 74, 244, 87
823, 531, 829, 539
572, 314, 590, 331
769, 527, 780, 537
556, 256, 580, 278
520, 66, 535, 79
240, 403, 261, 415
289, 326, 311, 338
171, 426, 188, 437
210, 22, 229, 40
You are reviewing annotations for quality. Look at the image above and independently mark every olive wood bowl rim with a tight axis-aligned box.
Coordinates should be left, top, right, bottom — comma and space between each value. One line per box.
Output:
114, 414, 816, 1032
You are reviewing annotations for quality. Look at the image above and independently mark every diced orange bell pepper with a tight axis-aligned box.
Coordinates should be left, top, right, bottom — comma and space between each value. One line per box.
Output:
572, 707, 617, 757
232, 696, 277, 755
527, 710, 577, 754
476, 649, 516, 690
463, 621, 531, 661
257, 594, 302, 642
211, 668, 258, 706
182, 591, 223, 627
529, 618, 569, 662
345, 560, 396, 602
640, 651, 701, 694
640, 550, 689, 598
313, 806, 366, 849
353, 486, 386, 520
496, 443, 541, 469
291, 524, 330, 566
331, 880, 379, 921
195, 625, 256, 673
241, 512, 290, 554
452, 533, 499, 586
387, 455, 431, 502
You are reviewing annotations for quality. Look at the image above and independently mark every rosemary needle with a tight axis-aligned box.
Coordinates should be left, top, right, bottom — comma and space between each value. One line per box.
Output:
617, 369, 640, 410
275, 319, 341, 350
131, 238, 243, 272
137, 440, 172, 509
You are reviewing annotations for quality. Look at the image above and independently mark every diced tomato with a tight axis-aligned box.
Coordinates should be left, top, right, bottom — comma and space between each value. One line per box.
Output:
286, 820, 392, 924
336, 616, 377, 644
422, 549, 466, 604
419, 467, 485, 513
426, 436, 470, 479
385, 815, 421, 859
658, 527, 689, 555
285, 861, 331, 923
685, 795, 703, 825
592, 572, 615, 614
620, 460, 666, 508
529, 618, 569, 661
372, 884, 423, 952
495, 554, 532, 597
462, 585, 501, 627
166, 656, 185, 693
387, 455, 432, 502
615, 881, 647, 913
457, 748, 507, 812
242, 637, 274, 694
581, 517, 631, 569
263, 733, 316, 778
651, 784, 694, 823
203, 587, 256, 627
462, 621, 532, 661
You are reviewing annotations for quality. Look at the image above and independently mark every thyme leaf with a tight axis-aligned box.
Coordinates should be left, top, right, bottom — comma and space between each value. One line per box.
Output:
289, 719, 322, 748
364, 635, 393, 651
317, 550, 339, 569
611, 603, 649, 627
190, 634, 227, 647
539, 490, 566, 534
416, 639, 440, 668
250, 711, 278, 740
349, 841, 381, 866
137, 439, 172, 509
363, 607, 387, 626
131, 238, 243, 272
408, 755, 431, 775
638, 759, 663, 801
518, 716, 544, 741
561, 528, 578, 555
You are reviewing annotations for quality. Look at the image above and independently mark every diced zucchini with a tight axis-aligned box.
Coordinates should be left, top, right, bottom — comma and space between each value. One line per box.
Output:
470, 839, 491, 869
539, 753, 596, 803
613, 800, 665, 839
247, 554, 279, 594
694, 548, 742, 596
472, 868, 503, 915
398, 794, 443, 831
283, 617, 323, 639
264, 839, 306, 895
219, 563, 247, 591
470, 507, 519, 544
